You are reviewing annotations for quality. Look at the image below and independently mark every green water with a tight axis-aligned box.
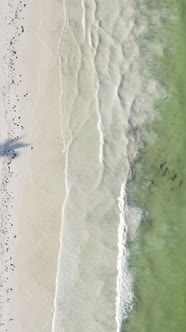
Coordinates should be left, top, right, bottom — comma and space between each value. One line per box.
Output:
123, 1, 186, 331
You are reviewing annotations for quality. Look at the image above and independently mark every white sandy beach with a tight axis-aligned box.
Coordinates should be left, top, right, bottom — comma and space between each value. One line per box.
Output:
0, 0, 65, 331
15, 1, 66, 331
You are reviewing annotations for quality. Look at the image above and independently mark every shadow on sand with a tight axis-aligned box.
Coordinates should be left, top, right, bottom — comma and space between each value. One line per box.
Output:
0, 136, 29, 159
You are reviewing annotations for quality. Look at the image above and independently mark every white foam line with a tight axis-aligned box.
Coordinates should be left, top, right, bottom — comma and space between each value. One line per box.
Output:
95, 82, 105, 165
51, 0, 68, 330
52, 141, 71, 332
81, 0, 86, 33
116, 182, 134, 332
90, 6, 104, 167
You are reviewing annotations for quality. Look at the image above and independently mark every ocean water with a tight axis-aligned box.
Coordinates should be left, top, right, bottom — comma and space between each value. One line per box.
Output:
123, 1, 186, 331
53, 0, 186, 331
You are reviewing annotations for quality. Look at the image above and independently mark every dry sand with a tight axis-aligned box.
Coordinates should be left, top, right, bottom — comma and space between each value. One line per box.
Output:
11, 1, 65, 331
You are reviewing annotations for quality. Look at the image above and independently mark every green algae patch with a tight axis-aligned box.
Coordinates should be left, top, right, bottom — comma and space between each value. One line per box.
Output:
123, 2, 186, 332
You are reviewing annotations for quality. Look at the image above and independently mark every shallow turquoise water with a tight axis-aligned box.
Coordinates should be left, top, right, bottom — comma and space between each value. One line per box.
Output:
122, 1, 186, 331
